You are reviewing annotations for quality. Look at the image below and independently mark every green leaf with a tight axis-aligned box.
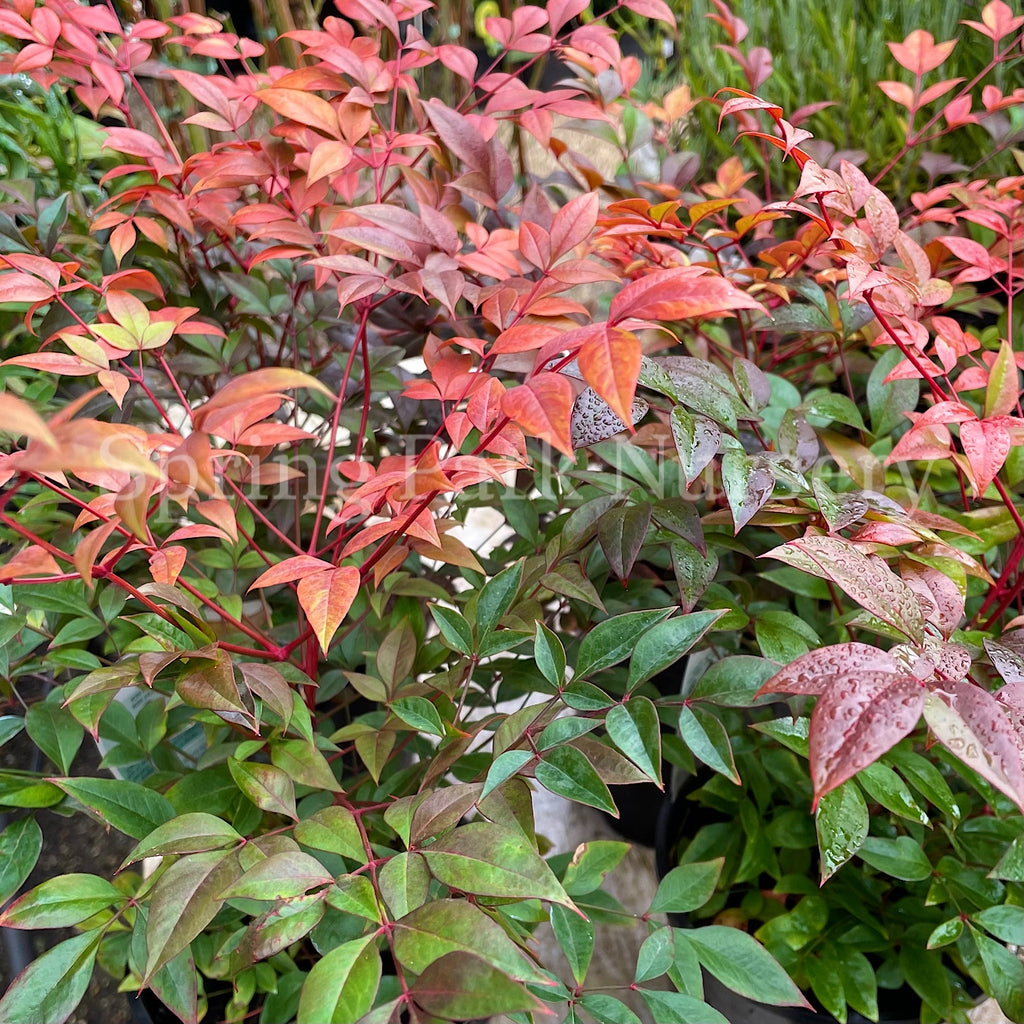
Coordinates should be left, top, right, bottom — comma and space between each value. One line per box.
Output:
971, 925, 1024, 1022
394, 900, 548, 985
688, 656, 779, 706
561, 840, 630, 896
765, 302, 835, 333
54, 777, 174, 839
0, 715, 25, 747
537, 716, 600, 749
122, 813, 242, 867
628, 611, 724, 688
242, 893, 327, 962
0, 772, 66, 809
25, 700, 84, 775
985, 337, 1019, 419
650, 859, 723, 915
857, 835, 932, 881
837, 948, 877, 1021
972, 905, 1024, 945
390, 696, 445, 738
868, 346, 919, 438
801, 390, 865, 429
228, 757, 297, 820
482, 749, 534, 799
535, 745, 618, 816
755, 610, 818, 664
476, 561, 523, 636
721, 452, 775, 532
635, 925, 674, 982
0, 816, 42, 905
815, 781, 869, 882
144, 850, 241, 979
220, 852, 332, 901
325, 873, 381, 922
805, 948, 846, 1023
551, 903, 594, 984
269, 738, 343, 792
856, 761, 928, 825
409, 951, 542, 1019
899, 944, 951, 1018
297, 935, 380, 1024
0, 873, 124, 929
882, 747, 960, 822
640, 987, 731, 1024
534, 622, 566, 687
377, 851, 430, 918
685, 925, 809, 1007
0, 929, 99, 1024
605, 698, 661, 783
598, 504, 652, 582
430, 604, 474, 655
540, 562, 606, 610
294, 806, 364, 861
561, 680, 615, 711
670, 406, 722, 486
575, 608, 674, 679
927, 917, 964, 949
677, 705, 739, 782
420, 822, 573, 907
578, 993, 643, 1024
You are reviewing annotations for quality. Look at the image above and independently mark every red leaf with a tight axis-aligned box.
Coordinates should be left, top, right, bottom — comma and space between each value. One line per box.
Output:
608, 267, 765, 324
249, 556, 334, 590
924, 680, 1024, 812
549, 191, 598, 263
959, 417, 1013, 497
810, 672, 926, 807
577, 327, 641, 427
888, 30, 956, 76
501, 373, 574, 457
297, 566, 360, 653
757, 643, 899, 697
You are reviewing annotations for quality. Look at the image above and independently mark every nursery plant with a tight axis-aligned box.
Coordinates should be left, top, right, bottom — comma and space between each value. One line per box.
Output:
0, 1, 1021, 1023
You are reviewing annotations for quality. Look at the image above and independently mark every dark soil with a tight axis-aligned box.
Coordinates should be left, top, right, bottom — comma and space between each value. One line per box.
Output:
1, 731, 134, 1024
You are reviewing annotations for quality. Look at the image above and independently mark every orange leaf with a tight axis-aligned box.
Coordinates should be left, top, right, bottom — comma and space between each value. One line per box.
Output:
0, 392, 58, 448
577, 327, 641, 427
150, 545, 188, 586
249, 555, 334, 590
297, 566, 360, 653
193, 368, 333, 431
259, 88, 340, 137
609, 267, 766, 324
501, 373, 575, 457
17, 421, 161, 479
0, 545, 61, 583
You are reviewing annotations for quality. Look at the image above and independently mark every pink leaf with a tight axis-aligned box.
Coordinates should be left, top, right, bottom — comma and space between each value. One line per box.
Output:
924, 681, 1024, 812
888, 30, 956, 76
757, 643, 899, 697
959, 417, 1013, 497
249, 556, 334, 590
810, 672, 926, 806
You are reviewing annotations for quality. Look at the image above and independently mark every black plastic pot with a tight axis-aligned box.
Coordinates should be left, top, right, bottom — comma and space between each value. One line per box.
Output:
654, 771, 923, 1024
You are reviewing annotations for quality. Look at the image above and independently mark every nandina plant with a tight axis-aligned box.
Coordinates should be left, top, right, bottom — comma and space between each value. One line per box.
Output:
0, 1, 816, 1022
0, 1, 1021, 1022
